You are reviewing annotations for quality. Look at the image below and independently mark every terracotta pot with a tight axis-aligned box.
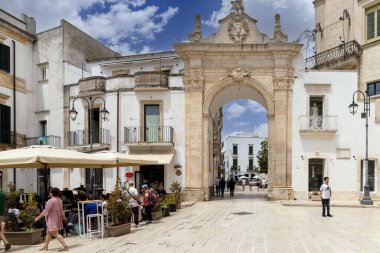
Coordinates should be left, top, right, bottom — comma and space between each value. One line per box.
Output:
5, 229, 42, 245
107, 222, 131, 237
151, 211, 162, 221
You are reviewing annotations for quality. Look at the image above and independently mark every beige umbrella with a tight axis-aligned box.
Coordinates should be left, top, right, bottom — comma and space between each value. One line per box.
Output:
0, 145, 115, 168
94, 151, 157, 167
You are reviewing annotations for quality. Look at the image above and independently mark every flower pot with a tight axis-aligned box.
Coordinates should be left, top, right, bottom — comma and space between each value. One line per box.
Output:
162, 207, 170, 217
5, 228, 43, 245
107, 222, 131, 237
169, 203, 177, 212
151, 211, 162, 221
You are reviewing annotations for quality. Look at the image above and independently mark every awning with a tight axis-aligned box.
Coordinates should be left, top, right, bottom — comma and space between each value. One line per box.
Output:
126, 150, 175, 165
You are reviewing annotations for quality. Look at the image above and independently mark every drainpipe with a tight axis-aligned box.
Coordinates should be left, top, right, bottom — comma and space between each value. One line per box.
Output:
116, 89, 120, 178
12, 40, 16, 186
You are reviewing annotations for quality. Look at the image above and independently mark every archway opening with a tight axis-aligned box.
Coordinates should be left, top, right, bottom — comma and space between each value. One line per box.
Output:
207, 83, 270, 199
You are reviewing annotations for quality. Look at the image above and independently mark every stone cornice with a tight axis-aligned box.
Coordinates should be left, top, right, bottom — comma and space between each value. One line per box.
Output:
273, 76, 294, 90
184, 74, 205, 91
313, 0, 325, 7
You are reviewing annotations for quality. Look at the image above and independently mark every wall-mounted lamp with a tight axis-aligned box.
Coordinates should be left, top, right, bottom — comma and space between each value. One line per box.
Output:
301, 155, 304, 160
353, 156, 356, 160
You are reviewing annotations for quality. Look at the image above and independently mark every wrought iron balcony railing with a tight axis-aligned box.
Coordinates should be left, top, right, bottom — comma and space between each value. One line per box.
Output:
299, 115, 337, 132
67, 128, 111, 146
26, 135, 62, 148
124, 126, 174, 144
305, 40, 361, 70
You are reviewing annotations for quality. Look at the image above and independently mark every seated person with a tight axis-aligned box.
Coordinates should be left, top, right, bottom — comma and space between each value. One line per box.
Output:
8, 206, 23, 227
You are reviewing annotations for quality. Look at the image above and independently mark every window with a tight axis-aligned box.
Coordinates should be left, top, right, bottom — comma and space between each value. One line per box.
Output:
368, 81, 380, 96
360, 160, 376, 192
249, 158, 253, 167
233, 158, 238, 168
308, 159, 324, 192
366, 5, 380, 42
248, 145, 253, 155
40, 120, 47, 136
309, 96, 324, 129
0, 104, 11, 144
41, 67, 47, 80
232, 145, 238, 155
0, 44, 10, 73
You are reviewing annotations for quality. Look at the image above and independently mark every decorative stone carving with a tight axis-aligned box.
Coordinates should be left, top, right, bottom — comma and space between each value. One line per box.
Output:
231, 0, 245, 14
188, 15, 202, 43
273, 76, 294, 90
273, 14, 288, 43
228, 67, 250, 82
184, 74, 205, 91
228, 14, 249, 43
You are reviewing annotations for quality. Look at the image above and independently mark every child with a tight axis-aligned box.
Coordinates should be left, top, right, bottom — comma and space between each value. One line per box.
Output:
319, 177, 333, 217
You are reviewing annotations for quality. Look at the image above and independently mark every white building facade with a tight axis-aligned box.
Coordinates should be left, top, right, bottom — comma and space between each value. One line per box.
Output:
222, 135, 264, 179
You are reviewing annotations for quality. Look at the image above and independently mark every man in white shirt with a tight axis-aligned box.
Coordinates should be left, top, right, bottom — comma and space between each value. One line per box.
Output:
319, 177, 333, 217
127, 182, 141, 227
241, 179, 246, 191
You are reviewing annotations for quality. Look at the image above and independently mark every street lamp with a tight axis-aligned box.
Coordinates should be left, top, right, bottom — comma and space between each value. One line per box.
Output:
348, 90, 373, 205
69, 96, 109, 150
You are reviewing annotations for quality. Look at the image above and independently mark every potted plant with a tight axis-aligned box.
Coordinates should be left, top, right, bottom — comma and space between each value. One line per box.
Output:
169, 181, 182, 209
4, 192, 43, 245
151, 203, 162, 221
310, 191, 320, 201
160, 198, 170, 217
107, 178, 132, 237
165, 193, 177, 212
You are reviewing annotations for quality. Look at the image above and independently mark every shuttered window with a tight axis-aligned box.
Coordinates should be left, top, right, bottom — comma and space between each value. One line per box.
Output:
0, 104, 11, 144
0, 44, 10, 73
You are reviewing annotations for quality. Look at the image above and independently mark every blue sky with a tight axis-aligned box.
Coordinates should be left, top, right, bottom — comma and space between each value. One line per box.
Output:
1, 0, 314, 137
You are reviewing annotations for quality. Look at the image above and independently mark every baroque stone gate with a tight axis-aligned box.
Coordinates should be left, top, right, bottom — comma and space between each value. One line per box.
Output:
175, 1, 302, 201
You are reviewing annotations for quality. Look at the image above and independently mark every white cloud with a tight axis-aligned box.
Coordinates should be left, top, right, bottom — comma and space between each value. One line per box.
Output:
252, 123, 268, 138
226, 103, 247, 120
232, 121, 249, 128
246, 100, 266, 113
0, 0, 178, 56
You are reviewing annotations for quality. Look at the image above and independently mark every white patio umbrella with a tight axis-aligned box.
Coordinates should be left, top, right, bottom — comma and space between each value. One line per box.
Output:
94, 150, 157, 167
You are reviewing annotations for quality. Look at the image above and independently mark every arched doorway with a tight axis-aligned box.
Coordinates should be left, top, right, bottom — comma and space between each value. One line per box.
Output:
174, 1, 302, 201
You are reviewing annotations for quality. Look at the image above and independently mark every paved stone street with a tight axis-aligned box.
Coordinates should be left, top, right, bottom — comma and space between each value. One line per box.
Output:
9, 188, 380, 253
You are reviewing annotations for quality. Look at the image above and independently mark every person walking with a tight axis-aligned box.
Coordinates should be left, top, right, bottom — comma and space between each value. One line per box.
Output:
241, 179, 246, 191
320, 177, 333, 217
249, 179, 253, 191
215, 177, 220, 197
261, 178, 267, 189
127, 182, 141, 228
219, 177, 226, 198
0, 190, 11, 251
142, 185, 154, 224
35, 187, 69, 251
228, 178, 236, 197
226, 178, 230, 192
257, 179, 261, 191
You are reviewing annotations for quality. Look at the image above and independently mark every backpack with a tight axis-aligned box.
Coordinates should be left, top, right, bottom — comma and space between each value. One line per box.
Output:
149, 192, 157, 204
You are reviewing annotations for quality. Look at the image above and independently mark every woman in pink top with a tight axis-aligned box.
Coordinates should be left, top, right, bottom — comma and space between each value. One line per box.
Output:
35, 188, 68, 251
142, 185, 153, 224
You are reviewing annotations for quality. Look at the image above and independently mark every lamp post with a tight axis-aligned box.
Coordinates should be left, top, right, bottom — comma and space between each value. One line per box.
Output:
69, 96, 109, 150
69, 96, 109, 192
348, 90, 373, 205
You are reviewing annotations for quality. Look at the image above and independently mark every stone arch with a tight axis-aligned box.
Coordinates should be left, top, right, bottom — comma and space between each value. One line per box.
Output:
203, 76, 274, 116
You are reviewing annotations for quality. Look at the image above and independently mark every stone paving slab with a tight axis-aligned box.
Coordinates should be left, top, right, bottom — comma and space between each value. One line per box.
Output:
7, 189, 380, 253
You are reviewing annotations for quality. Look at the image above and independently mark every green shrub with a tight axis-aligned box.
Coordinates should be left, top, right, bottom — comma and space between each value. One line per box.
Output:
19, 193, 40, 231
107, 178, 131, 226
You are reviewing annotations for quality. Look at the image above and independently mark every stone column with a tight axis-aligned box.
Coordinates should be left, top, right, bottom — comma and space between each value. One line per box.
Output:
268, 76, 295, 200
183, 74, 206, 201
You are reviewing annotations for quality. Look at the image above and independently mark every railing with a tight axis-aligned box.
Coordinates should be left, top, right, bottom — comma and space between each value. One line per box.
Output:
124, 126, 174, 144
299, 115, 337, 131
135, 71, 169, 88
305, 40, 361, 70
67, 128, 111, 146
231, 166, 239, 171
247, 166, 254, 171
26, 135, 62, 148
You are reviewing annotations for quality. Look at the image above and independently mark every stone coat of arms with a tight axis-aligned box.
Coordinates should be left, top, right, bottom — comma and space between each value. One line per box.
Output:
228, 15, 249, 43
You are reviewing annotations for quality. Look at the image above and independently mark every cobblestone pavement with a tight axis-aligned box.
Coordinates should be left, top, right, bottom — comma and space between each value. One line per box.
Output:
8, 188, 380, 253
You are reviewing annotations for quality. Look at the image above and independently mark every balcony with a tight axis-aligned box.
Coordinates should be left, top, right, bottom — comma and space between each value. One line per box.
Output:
231, 166, 240, 171
26, 136, 62, 148
67, 128, 111, 147
78, 76, 106, 97
299, 115, 337, 137
305, 40, 362, 70
134, 71, 169, 90
247, 166, 255, 171
124, 126, 174, 151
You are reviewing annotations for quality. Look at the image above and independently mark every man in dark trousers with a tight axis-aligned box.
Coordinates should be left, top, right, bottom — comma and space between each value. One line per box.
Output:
320, 176, 333, 217
228, 178, 236, 197
219, 177, 226, 198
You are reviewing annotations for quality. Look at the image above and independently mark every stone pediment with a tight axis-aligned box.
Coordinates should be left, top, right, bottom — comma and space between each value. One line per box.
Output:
204, 12, 272, 44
